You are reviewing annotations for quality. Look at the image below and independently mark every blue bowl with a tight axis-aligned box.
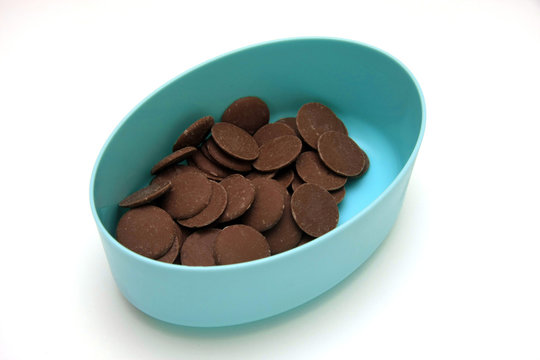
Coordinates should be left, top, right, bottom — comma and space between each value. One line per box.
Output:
90, 37, 425, 327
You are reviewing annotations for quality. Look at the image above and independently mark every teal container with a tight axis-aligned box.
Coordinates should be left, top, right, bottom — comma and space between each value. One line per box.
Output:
90, 37, 425, 327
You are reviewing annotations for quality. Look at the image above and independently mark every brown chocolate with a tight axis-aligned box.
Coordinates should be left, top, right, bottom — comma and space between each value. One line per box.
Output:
296, 102, 347, 148
188, 148, 231, 179
253, 123, 295, 146
330, 187, 346, 204
295, 151, 347, 191
180, 228, 220, 266
317, 131, 368, 177
241, 178, 286, 232
156, 226, 183, 263
246, 170, 276, 180
221, 96, 269, 134
290, 171, 304, 192
157, 167, 213, 219
264, 192, 302, 254
211, 122, 259, 161
118, 181, 172, 208
205, 138, 252, 172
276, 117, 300, 137
178, 181, 228, 228
296, 234, 315, 247
253, 135, 302, 172
218, 174, 256, 223
214, 225, 270, 265
291, 183, 339, 237
172, 115, 214, 151
116, 205, 177, 259
151, 146, 197, 175
274, 167, 295, 189
151, 165, 202, 186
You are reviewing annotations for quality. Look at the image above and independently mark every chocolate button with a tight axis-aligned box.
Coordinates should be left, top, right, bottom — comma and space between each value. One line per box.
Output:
290, 171, 304, 192
156, 225, 184, 263
221, 96, 270, 134
295, 151, 347, 191
318, 131, 368, 177
178, 181, 228, 228
118, 181, 172, 208
291, 183, 339, 237
214, 225, 270, 265
180, 228, 221, 266
241, 178, 285, 232
211, 122, 259, 161
253, 135, 302, 172
116, 205, 176, 259
253, 123, 295, 146
157, 167, 213, 219
151, 146, 197, 175
218, 174, 256, 223
205, 138, 252, 172
151, 165, 202, 186
330, 187, 346, 204
296, 102, 348, 148
172, 115, 214, 151
264, 191, 302, 254
274, 167, 295, 189
188, 148, 231, 180
276, 117, 300, 137
246, 170, 276, 180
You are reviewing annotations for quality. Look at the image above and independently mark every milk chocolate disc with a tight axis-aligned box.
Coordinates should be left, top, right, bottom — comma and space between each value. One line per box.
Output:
214, 225, 270, 265
276, 117, 300, 137
291, 183, 339, 237
296, 102, 348, 148
118, 181, 172, 208
330, 187, 346, 204
151, 165, 202, 186
178, 181, 228, 228
156, 227, 183, 263
253, 123, 295, 146
295, 151, 347, 191
253, 135, 302, 172
241, 178, 286, 232
317, 131, 368, 177
172, 115, 214, 151
264, 192, 302, 254
188, 148, 231, 179
180, 228, 221, 266
205, 138, 252, 172
274, 167, 295, 189
116, 205, 176, 259
151, 146, 197, 175
221, 96, 270, 134
211, 122, 259, 161
218, 174, 256, 223
157, 168, 212, 219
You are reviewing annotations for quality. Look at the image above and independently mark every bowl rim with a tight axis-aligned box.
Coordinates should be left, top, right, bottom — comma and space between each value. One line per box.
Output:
89, 36, 426, 273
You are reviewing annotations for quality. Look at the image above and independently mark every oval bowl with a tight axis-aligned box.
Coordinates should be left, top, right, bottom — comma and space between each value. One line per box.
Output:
90, 37, 425, 327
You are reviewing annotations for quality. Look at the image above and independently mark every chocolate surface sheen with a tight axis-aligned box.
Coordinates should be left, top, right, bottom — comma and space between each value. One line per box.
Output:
178, 181, 228, 228
118, 181, 172, 208
221, 96, 270, 134
264, 191, 302, 254
211, 122, 259, 161
296, 102, 348, 148
180, 228, 220, 266
253, 123, 295, 146
214, 225, 270, 265
291, 183, 339, 237
317, 131, 368, 177
241, 178, 286, 232
295, 151, 347, 191
172, 115, 214, 151
253, 135, 302, 172
116, 205, 176, 259
218, 174, 256, 223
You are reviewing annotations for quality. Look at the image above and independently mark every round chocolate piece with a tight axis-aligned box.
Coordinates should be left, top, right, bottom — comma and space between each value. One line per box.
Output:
291, 183, 339, 237
178, 181, 228, 228
151, 146, 197, 175
330, 187, 346, 204
118, 181, 172, 208
205, 138, 252, 172
290, 171, 304, 192
246, 170, 276, 180
172, 115, 214, 151
221, 96, 270, 134
214, 225, 270, 265
189, 148, 231, 179
264, 192, 302, 254
253, 135, 302, 172
276, 117, 300, 137
296, 102, 348, 148
295, 151, 347, 191
211, 122, 259, 161
274, 167, 295, 189
116, 205, 176, 259
156, 226, 183, 263
218, 174, 256, 223
180, 228, 221, 266
157, 168, 213, 219
241, 178, 286, 232
318, 131, 368, 177
253, 123, 295, 146
151, 165, 202, 186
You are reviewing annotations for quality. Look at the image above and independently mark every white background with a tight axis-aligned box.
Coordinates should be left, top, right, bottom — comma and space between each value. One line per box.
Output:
1, 0, 539, 359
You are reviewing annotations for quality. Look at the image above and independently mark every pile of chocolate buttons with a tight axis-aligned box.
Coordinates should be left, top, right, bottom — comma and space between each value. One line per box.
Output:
115, 97, 369, 266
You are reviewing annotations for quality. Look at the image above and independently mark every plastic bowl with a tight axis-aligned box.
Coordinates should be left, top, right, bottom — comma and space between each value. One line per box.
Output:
90, 37, 425, 327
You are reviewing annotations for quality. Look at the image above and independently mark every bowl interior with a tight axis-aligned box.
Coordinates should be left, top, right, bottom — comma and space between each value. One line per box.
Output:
92, 38, 423, 242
